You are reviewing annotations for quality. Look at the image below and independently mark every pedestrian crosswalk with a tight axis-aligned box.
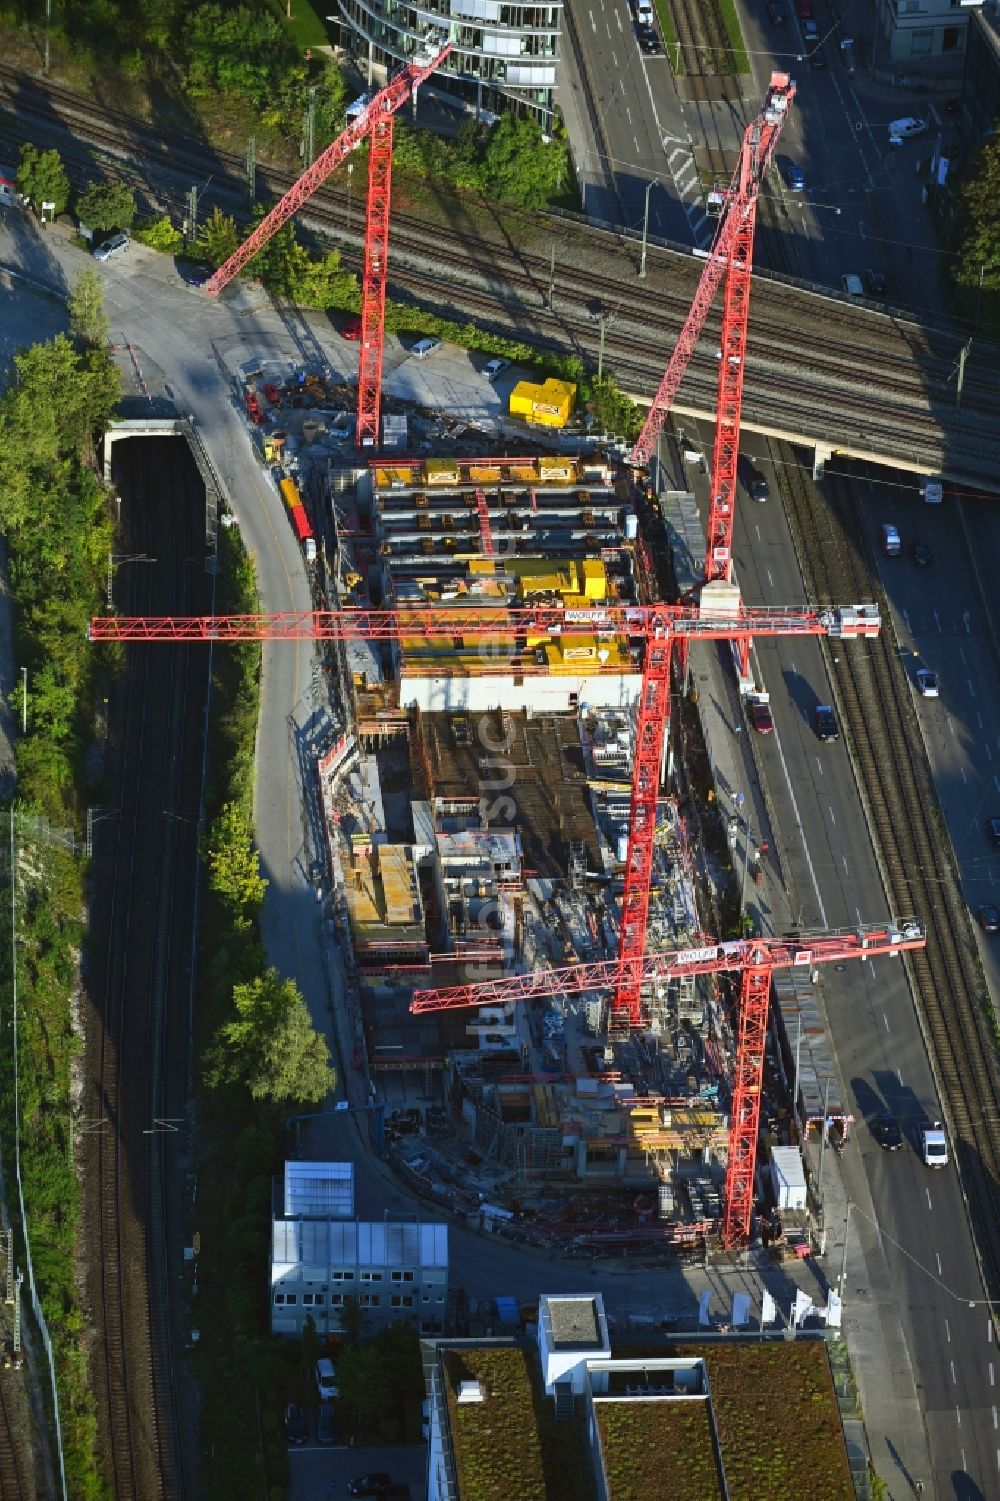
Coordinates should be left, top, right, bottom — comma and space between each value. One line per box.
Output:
665, 142, 713, 249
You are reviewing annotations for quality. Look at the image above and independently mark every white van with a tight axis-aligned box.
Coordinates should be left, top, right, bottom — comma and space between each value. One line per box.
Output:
841, 273, 864, 299
920, 1121, 948, 1168
888, 116, 926, 142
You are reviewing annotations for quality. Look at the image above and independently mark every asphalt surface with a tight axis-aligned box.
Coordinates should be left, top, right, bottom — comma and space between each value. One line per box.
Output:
681, 424, 1000, 1498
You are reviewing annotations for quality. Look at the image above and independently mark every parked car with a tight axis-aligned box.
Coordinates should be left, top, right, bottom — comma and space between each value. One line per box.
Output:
888, 116, 927, 142
178, 260, 212, 288
637, 24, 662, 52
93, 231, 130, 262
341, 314, 363, 340
748, 697, 774, 734
410, 337, 442, 359
316, 1400, 338, 1445
779, 158, 805, 191
801, 17, 819, 41
808, 45, 827, 68
872, 1113, 903, 1151
841, 273, 864, 299
813, 705, 838, 742
316, 1357, 339, 1400
767, 0, 787, 21
483, 356, 509, 381
986, 817, 1000, 848
309, 860, 325, 900
285, 1403, 309, 1445
347, 1477, 395, 1498
864, 268, 887, 297
910, 543, 932, 567
978, 904, 1000, 934
796, 0, 814, 17
914, 666, 939, 699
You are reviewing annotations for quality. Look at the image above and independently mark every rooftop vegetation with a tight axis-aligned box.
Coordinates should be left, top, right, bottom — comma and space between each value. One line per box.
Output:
596, 1399, 724, 1501
443, 1347, 595, 1501
678, 1341, 854, 1501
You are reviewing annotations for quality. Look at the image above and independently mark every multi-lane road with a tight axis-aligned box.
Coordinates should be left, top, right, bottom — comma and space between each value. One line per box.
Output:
692, 427, 1000, 1495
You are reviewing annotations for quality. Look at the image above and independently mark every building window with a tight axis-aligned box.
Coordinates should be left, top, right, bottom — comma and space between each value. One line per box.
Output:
330, 1294, 345, 1307
274, 1293, 286, 1305
303, 1293, 315, 1306
391, 1294, 415, 1309
285, 1294, 298, 1305
359, 1294, 383, 1308
390, 1270, 414, 1282
360, 1271, 383, 1282
941, 25, 961, 49
332, 1270, 355, 1281
909, 28, 933, 55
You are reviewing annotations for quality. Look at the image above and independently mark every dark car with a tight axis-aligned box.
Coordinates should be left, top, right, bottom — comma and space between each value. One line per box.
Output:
749, 477, 770, 503
348, 1478, 395, 1498
910, 543, 931, 567
285, 1402, 309, 1445
872, 1113, 904, 1151
978, 904, 1000, 934
813, 705, 838, 742
987, 818, 1000, 848
808, 45, 827, 68
178, 260, 212, 288
638, 25, 662, 52
767, 0, 787, 21
341, 314, 363, 340
748, 698, 774, 734
316, 1400, 337, 1444
779, 158, 805, 191
796, 0, 814, 15
864, 268, 887, 297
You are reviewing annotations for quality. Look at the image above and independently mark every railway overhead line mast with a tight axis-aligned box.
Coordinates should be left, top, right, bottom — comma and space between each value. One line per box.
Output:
203, 42, 452, 446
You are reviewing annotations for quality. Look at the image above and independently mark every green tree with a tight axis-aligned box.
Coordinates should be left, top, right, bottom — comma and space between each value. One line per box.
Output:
480, 115, 568, 209
207, 800, 267, 922
185, 3, 297, 109
67, 269, 110, 349
16, 143, 70, 216
244, 211, 310, 295
206, 968, 335, 1105
135, 214, 184, 254
292, 248, 358, 310
76, 179, 137, 234
584, 374, 642, 440
198, 204, 240, 267
952, 136, 1000, 293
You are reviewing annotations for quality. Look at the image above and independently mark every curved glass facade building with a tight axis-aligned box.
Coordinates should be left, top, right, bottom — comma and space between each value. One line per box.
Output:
334, 0, 562, 126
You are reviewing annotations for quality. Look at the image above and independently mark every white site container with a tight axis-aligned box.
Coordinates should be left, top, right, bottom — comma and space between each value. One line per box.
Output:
770, 1146, 807, 1211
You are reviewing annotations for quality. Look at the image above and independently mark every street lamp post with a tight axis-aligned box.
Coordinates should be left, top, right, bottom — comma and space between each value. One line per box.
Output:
639, 178, 658, 279
837, 1201, 853, 1297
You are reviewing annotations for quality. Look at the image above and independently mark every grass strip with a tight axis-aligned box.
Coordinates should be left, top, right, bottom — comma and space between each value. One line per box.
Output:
265, 0, 330, 50
718, 0, 751, 73
654, 0, 684, 74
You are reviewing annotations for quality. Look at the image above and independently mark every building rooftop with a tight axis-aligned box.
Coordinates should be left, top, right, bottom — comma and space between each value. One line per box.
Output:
547, 1295, 602, 1350
595, 1399, 723, 1501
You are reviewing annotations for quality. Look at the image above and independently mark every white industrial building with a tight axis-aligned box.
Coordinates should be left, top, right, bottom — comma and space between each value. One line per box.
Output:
271, 1161, 449, 1336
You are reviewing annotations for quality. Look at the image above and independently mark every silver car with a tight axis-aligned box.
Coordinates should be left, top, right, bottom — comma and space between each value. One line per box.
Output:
410, 337, 442, 360
93, 232, 130, 262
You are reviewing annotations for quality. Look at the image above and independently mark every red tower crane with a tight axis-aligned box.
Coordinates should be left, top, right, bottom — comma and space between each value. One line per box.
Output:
90, 592, 879, 1034
202, 43, 452, 447
406, 921, 926, 1246
631, 71, 795, 592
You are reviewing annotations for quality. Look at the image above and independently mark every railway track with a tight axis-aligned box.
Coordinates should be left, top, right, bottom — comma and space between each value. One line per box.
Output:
89, 440, 204, 1498
670, 0, 734, 98
0, 1375, 31, 1500
776, 443, 1000, 1298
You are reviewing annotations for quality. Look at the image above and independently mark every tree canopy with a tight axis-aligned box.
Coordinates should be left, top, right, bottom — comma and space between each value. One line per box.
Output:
16, 143, 71, 216
77, 179, 137, 234
952, 135, 1000, 294
206, 968, 334, 1104
67, 269, 110, 349
206, 799, 267, 924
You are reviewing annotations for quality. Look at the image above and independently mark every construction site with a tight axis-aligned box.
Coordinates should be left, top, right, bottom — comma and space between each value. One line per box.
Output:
99, 57, 921, 1260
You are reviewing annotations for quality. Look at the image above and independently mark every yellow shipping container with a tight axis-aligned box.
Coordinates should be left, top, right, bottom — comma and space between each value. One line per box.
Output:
374, 465, 416, 488
424, 458, 460, 485
580, 559, 608, 600
538, 456, 577, 482
468, 466, 502, 484
509, 379, 577, 430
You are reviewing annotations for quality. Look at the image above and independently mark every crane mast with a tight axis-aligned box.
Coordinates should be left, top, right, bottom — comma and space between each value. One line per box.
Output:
201, 43, 452, 446
631, 72, 795, 586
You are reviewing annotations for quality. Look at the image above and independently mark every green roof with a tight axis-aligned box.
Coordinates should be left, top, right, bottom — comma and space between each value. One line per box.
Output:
443, 1347, 596, 1501
596, 1399, 724, 1501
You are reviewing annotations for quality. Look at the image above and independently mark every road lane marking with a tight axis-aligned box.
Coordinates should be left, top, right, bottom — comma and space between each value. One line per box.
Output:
960, 765, 967, 784
589, 8, 596, 29
897, 1068, 902, 1084
992, 1362, 996, 1386
634, 135, 640, 152
926, 1187, 933, 1210
936, 1252, 942, 1275
771, 712, 827, 926
951, 1359, 957, 1383
767, 569, 773, 588
945, 1318, 951, 1342
993, 1406, 997, 1428
612, 51, 618, 68
987, 744, 992, 763
960, 647, 967, 665
956, 1404, 961, 1426
617, 10, 623, 28
990, 1320, 995, 1342
626, 105, 632, 122
841, 855, 848, 875
883, 1012, 890, 1031
828, 805, 836, 825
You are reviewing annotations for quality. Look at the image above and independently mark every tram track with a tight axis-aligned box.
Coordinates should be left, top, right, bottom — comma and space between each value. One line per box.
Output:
0, 1375, 30, 1500
776, 442, 1000, 1299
